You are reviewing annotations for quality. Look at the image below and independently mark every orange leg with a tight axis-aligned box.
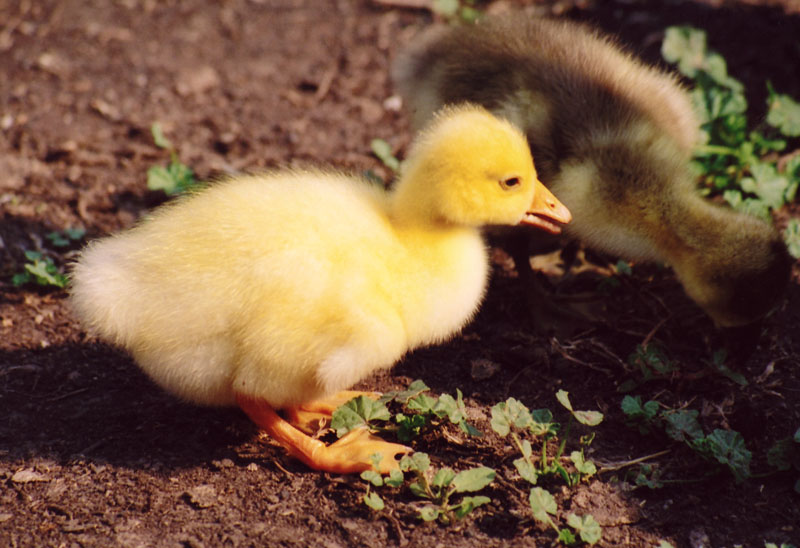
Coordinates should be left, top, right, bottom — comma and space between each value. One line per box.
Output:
285, 390, 381, 434
236, 393, 410, 474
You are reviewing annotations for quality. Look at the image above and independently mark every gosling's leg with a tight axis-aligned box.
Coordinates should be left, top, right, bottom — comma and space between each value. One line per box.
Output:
236, 393, 410, 474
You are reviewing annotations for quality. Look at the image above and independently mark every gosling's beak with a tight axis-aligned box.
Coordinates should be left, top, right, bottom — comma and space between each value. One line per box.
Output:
520, 179, 572, 234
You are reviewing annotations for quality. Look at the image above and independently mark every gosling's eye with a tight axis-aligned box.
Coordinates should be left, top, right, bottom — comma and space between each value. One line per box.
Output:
500, 177, 521, 190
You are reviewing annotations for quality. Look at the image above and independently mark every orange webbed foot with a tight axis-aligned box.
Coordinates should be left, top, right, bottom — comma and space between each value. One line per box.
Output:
285, 390, 382, 434
236, 392, 410, 474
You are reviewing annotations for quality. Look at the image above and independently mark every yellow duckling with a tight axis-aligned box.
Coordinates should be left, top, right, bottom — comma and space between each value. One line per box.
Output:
69, 105, 571, 474
393, 16, 792, 327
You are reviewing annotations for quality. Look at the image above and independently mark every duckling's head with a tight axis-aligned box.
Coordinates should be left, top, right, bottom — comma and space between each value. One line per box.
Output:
392, 105, 571, 232
675, 215, 793, 327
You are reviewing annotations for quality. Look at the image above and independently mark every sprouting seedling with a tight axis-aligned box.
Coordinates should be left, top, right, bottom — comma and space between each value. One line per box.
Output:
528, 487, 602, 545
331, 380, 482, 442
370, 138, 400, 173
46, 227, 86, 248
360, 454, 404, 511
400, 452, 494, 524
147, 122, 199, 195
627, 343, 677, 382
12, 250, 68, 289
491, 391, 602, 487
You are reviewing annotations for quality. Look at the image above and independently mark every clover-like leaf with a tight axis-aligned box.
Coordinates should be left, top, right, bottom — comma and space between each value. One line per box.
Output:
418, 505, 440, 522
567, 513, 602, 545
363, 491, 384, 511
570, 451, 597, 478
528, 487, 557, 524
360, 469, 383, 487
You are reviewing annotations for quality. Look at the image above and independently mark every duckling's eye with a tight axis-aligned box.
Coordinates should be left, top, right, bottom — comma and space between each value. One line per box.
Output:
500, 177, 521, 190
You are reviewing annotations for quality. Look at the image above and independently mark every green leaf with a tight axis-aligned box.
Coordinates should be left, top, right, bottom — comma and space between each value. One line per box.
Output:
662, 409, 704, 442
400, 452, 430, 473
151, 122, 173, 149
407, 394, 438, 414
566, 513, 602, 545
528, 487, 557, 524
784, 219, 800, 259
557, 528, 577, 544
621, 395, 659, 423
570, 451, 597, 478
384, 469, 404, 488
330, 395, 391, 437
432, 468, 456, 490
370, 138, 400, 172
46, 231, 70, 247
25, 258, 68, 288
363, 491, 384, 510
64, 227, 86, 240
395, 413, 428, 442
490, 398, 532, 436
556, 390, 573, 412
695, 429, 752, 482
513, 457, 538, 485
418, 505, 440, 521
147, 165, 177, 194
661, 26, 708, 79
766, 438, 794, 471
409, 480, 428, 499
360, 470, 384, 487
740, 162, 790, 210
557, 390, 603, 426
453, 495, 490, 519
573, 410, 604, 427
24, 250, 42, 261
386, 379, 430, 404
530, 408, 558, 437
433, 393, 462, 422
451, 466, 495, 493
767, 83, 800, 137
12, 272, 31, 286
658, 542, 676, 548
794, 427, 800, 443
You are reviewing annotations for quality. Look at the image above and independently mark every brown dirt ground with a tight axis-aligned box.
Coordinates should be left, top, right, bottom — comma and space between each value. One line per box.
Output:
2, 0, 800, 546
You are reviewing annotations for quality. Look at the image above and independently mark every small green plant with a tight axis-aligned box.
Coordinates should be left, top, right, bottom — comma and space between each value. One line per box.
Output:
765, 543, 797, 548
491, 391, 602, 487
626, 343, 677, 383
528, 487, 602, 545
147, 122, 200, 195
46, 227, 86, 247
622, 398, 753, 482
331, 380, 482, 442
661, 27, 800, 228
431, 0, 481, 24
766, 426, 800, 494
12, 250, 68, 289
369, 138, 400, 173
401, 452, 494, 524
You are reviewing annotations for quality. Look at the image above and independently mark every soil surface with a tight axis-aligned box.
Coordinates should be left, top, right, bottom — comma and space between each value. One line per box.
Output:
2, 1, 800, 547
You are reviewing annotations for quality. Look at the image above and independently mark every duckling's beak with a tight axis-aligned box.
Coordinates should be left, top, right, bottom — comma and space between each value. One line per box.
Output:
520, 180, 572, 234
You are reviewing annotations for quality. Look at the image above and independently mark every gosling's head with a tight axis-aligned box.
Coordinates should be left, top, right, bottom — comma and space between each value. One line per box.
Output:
675, 216, 793, 327
393, 104, 571, 231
